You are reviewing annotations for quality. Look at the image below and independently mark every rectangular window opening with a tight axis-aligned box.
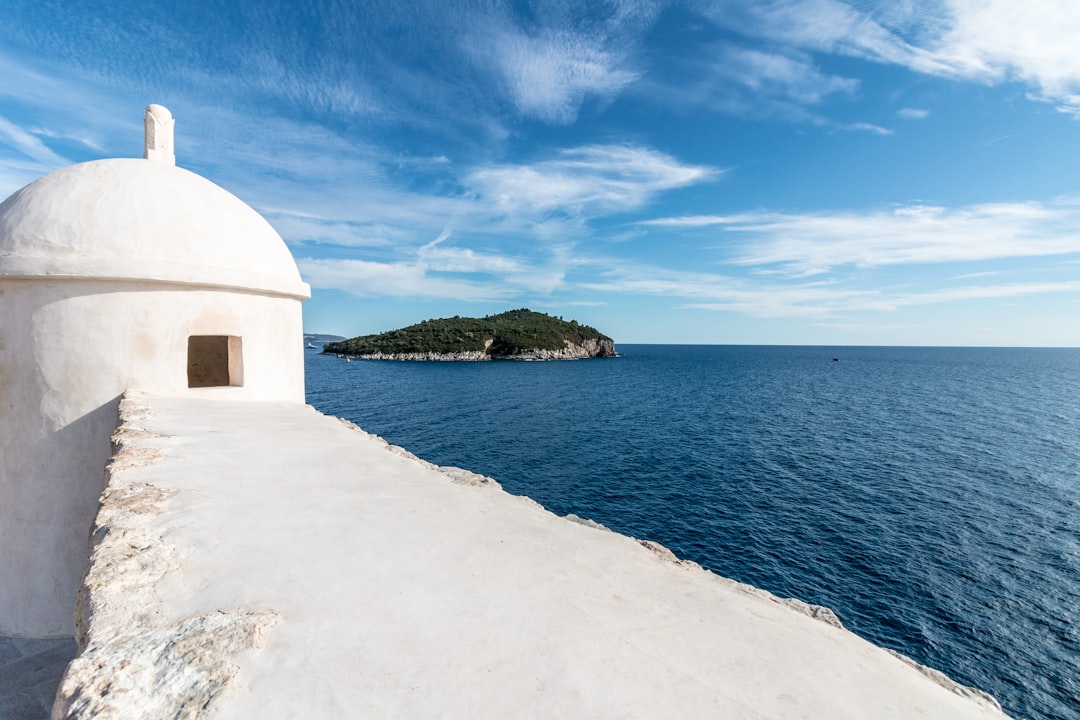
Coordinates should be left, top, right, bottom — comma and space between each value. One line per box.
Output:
187, 335, 244, 388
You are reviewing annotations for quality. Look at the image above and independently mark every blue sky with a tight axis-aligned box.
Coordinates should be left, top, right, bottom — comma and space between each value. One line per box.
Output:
2, 0, 1079, 346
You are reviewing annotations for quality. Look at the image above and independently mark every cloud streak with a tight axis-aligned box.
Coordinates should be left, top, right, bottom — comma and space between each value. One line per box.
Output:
465, 1, 663, 123
482, 29, 639, 124
926, 0, 1080, 116
693, 0, 1080, 119
642, 200, 1080, 274
298, 237, 567, 302
466, 145, 716, 218
575, 258, 1080, 319
0, 114, 69, 166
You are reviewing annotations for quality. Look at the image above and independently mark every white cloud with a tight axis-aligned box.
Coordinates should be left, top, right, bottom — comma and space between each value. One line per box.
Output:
298, 257, 514, 302
256, 142, 713, 259
844, 122, 894, 135
484, 29, 639, 124
467, 145, 716, 217
572, 255, 1080, 319
643, 200, 1080, 273
297, 229, 570, 302
0, 114, 68, 167
927, 0, 1080, 114
235, 50, 386, 120
464, 1, 663, 124
417, 233, 525, 275
580, 269, 866, 318
696, 0, 1080, 117
636, 42, 873, 128
950, 270, 998, 280
263, 211, 399, 248
639, 214, 740, 228
713, 47, 859, 105
890, 281, 1080, 308
898, 107, 930, 119
28, 127, 104, 152
693, 0, 951, 75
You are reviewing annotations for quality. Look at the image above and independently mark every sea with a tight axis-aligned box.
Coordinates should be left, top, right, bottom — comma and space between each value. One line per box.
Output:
305, 344, 1079, 720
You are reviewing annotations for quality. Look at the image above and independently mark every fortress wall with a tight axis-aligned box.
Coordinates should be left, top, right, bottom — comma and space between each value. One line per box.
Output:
51, 392, 1009, 719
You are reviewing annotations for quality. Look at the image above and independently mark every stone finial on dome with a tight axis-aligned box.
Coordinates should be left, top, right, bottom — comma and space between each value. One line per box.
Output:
144, 104, 175, 165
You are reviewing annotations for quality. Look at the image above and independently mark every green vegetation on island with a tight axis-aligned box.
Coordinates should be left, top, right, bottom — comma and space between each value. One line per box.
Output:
323, 309, 616, 359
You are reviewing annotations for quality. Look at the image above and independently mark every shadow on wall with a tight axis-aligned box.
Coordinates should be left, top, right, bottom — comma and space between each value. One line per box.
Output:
1, 396, 120, 638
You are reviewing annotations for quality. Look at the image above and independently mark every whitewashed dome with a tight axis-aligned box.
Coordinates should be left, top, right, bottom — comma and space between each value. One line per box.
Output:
0, 158, 309, 298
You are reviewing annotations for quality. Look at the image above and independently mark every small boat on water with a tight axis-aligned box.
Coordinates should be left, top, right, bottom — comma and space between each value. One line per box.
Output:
306, 342, 317, 349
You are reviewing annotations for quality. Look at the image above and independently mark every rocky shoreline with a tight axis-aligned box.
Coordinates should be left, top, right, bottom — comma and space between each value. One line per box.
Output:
339, 338, 617, 362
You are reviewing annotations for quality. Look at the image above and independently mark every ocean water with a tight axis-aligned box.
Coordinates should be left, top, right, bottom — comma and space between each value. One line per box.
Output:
305, 344, 1080, 720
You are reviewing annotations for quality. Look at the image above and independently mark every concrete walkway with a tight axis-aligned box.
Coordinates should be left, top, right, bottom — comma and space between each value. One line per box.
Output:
0, 636, 76, 719
54, 392, 1010, 719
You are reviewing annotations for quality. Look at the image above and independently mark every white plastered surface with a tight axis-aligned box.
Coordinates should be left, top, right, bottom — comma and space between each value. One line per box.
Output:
72, 394, 1011, 719
0, 159, 309, 299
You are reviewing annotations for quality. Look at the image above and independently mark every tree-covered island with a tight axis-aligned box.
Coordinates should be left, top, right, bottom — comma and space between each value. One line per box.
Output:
322, 309, 616, 360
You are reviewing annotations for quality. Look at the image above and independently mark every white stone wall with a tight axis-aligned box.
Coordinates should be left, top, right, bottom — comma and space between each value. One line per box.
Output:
0, 279, 304, 637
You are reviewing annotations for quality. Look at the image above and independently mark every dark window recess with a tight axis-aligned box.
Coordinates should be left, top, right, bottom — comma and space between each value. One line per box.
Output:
187, 335, 243, 388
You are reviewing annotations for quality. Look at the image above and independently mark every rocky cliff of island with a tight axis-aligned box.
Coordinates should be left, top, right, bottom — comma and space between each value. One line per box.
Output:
323, 309, 617, 361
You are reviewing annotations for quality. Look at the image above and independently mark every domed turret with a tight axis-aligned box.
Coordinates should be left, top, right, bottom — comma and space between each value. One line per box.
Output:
0, 106, 310, 637
0, 158, 309, 298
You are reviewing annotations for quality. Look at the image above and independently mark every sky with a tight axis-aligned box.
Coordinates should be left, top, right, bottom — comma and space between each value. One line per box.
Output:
2, 0, 1079, 346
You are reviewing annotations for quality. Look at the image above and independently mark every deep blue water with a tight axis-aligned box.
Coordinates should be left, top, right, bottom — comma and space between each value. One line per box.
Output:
306, 344, 1080, 720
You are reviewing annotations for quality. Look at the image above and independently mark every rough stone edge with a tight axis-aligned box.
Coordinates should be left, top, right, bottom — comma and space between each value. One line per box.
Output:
886, 649, 1005, 713
564, 514, 612, 532
634, 537, 1004, 711
54, 391, 280, 720
629, 535, 1005, 710
334, 416, 504, 490
334, 409, 1005, 715
334, 413, 849, 632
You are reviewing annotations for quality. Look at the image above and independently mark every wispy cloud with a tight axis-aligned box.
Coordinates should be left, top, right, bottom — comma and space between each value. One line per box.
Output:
28, 127, 104, 152
926, 0, 1080, 116
287, 142, 714, 301
889, 281, 1080, 307
693, 0, 1080, 118
643, 199, 1080, 274
464, 1, 663, 123
577, 263, 868, 318
844, 122, 893, 135
480, 29, 639, 124
417, 232, 525, 275
466, 145, 716, 217
263, 211, 400, 248
254, 142, 715, 263
298, 257, 513, 302
692, 0, 952, 75
897, 107, 929, 119
298, 237, 567, 302
636, 42, 868, 127
712, 47, 859, 105
573, 256, 1080, 319
0, 115, 68, 167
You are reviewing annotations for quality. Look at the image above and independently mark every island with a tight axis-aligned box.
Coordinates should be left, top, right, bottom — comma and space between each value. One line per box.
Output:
322, 308, 616, 360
